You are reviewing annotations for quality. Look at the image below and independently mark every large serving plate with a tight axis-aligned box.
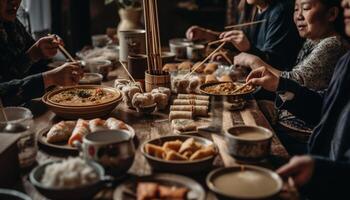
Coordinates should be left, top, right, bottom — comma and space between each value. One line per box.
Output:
199, 81, 256, 99
42, 87, 123, 119
46, 85, 121, 107
141, 135, 217, 174
113, 173, 205, 200
38, 123, 135, 154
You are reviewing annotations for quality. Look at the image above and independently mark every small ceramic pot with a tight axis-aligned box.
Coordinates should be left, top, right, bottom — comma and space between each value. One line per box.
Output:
76, 130, 135, 176
169, 38, 193, 59
187, 44, 205, 61
225, 126, 273, 161
119, 29, 146, 62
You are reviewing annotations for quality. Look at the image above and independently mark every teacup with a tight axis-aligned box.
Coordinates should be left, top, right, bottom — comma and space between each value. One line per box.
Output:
75, 130, 135, 176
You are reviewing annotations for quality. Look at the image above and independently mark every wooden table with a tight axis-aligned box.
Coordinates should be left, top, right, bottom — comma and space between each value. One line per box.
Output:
16, 70, 295, 200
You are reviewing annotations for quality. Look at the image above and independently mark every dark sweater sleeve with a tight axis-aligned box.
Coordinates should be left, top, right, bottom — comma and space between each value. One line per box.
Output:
247, 4, 301, 70
275, 77, 324, 125
0, 74, 45, 106
301, 157, 350, 199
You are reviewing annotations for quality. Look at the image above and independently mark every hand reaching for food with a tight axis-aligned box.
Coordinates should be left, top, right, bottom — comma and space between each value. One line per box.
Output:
246, 66, 280, 92
27, 35, 64, 62
186, 25, 218, 41
43, 62, 84, 88
220, 30, 251, 52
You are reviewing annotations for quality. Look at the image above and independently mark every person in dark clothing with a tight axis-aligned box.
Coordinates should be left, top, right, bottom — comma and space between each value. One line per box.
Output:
220, 0, 303, 70
186, 0, 303, 71
244, 0, 350, 196
0, 0, 63, 82
0, 62, 84, 106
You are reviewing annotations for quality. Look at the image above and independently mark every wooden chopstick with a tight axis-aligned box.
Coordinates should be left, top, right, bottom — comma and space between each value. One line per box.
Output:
208, 39, 225, 46
184, 42, 226, 79
58, 45, 76, 62
119, 61, 144, 93
224, 19, 266, 30
231, 82, 251, 94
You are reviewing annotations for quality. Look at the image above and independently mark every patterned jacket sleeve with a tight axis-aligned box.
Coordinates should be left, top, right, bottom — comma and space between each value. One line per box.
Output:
281, 37, 346, 90
0, 73, 45, 106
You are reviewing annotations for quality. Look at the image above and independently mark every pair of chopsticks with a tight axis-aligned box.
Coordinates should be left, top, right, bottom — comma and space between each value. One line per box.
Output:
232, 82, 251, 94
119, 61, 144, 93
208, 19, 267, 46
49, 34, 76, 62
184, 42, 226, 79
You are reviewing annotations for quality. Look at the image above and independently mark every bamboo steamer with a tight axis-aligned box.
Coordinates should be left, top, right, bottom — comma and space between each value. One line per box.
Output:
145, 71, 170, 92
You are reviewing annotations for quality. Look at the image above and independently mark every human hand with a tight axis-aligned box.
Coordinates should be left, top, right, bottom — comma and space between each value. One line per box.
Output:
27, 35, 64, 62
277, 155, 315, 188
220, 30, 250, 52
234, 52, 264, 69
43, 62, 83, 88
186, 25, 218, 41
246, 66, 279, 92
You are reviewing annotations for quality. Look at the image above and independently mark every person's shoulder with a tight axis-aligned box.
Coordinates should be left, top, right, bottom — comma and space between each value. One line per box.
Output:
317, 36, 348, 51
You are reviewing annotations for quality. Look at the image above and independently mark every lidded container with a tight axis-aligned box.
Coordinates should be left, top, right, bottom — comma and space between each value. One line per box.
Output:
0, 107, 37, 168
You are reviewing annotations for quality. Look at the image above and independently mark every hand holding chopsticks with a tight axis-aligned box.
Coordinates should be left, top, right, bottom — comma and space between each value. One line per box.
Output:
50, 34, 76, 62
184, 42, 226, 78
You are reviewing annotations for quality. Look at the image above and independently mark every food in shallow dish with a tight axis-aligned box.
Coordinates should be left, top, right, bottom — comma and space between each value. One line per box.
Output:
203, 82, 254, 95
45, 117, 130, 147
137, 182, 188, 200
41, 157, 99, 188
144, 137, 216, 161
49, 87, 118, 106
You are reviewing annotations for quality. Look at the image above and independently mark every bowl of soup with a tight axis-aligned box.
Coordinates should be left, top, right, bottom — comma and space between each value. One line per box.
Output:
207, 165, 282, 200
225, 126, 273, 160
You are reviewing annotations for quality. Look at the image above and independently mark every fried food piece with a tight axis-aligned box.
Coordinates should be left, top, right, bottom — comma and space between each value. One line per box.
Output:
162, 140, 183, 152
163, 63, 178, 72
165, 150, 188, 161
137, 182, 158, 200
181, 151, 193, 159
145, 143, 166, 158
204, 63, 218, 74
178, 138, 202, 154
190, 145, 216, 160
159, 185, 188, 199
192, 62, 206, 73
205, 74, 218, 84
178, 61, 193, 71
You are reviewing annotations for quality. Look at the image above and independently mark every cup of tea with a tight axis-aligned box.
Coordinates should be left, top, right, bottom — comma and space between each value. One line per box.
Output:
75, 130, 135, 176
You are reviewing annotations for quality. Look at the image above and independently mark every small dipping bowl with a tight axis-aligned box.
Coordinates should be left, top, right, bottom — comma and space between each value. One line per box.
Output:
136, 103, 157, 114
186, 44, 205, 61
225, 126, 273, 161
84, 60, 112, 80
207, 165, 283, 200
79, 73, 103, 85
169, 38, 193, 59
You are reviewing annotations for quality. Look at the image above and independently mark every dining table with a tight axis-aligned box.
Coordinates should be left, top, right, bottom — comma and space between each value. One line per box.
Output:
12, 66, 298, 200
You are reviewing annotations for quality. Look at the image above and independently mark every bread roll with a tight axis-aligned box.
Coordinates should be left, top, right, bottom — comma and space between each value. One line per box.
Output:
173, 99, 209, 106
205, 74, 218, 84
178, 61, 193, 71
204, 63, 218, 74
169, 111, 193, 121
177, 94, 210, 101
192, 62, 206, 73
162, 63, 178, 72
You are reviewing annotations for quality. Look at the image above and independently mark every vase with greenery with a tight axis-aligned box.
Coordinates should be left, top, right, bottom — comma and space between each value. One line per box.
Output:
105, 0, 143, 33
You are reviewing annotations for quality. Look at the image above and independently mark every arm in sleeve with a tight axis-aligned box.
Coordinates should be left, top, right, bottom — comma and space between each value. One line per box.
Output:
275, 77, 324, 124
247, 8, 301, 70
301, 157, 350, 199
0, 74, 45, 106
281, 38, 344, 90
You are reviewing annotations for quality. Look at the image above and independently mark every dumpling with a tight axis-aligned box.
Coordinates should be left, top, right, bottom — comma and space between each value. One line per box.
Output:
152, 92, 169, 110
46, 121, 76, 143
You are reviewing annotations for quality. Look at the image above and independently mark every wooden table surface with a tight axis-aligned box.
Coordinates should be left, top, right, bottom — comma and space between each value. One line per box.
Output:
15, 69, 296, 200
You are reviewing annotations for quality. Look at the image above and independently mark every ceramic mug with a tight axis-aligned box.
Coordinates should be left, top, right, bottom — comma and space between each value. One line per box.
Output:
76, 130, 135, 176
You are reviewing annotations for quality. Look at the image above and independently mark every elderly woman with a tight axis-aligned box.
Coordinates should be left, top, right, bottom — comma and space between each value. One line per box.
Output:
0, 0, 62, 82
241, 1, 350, 198
234, 0, 348, 154
187, 0, 302, 70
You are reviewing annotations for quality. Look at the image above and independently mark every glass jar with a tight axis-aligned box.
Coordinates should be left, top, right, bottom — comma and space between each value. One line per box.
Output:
0, 107, 37, 168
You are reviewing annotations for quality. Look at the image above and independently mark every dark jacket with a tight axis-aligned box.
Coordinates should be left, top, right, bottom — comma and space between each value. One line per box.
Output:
276, 51, 350, 199
247, 0, 303, 71
0, 73, 45, 106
